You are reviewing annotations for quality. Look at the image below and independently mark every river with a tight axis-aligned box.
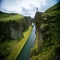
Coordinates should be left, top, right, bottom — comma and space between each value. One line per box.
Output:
17, 24, 36, 60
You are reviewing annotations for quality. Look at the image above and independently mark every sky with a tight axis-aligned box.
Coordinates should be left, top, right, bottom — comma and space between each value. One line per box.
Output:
0, 0, 59, 18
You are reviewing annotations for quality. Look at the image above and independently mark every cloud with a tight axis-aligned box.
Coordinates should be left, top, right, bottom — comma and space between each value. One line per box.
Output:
0, 0, 59, 18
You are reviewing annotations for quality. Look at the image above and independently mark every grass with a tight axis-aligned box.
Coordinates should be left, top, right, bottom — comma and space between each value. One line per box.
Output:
43, 2, 60, 17
0, 26, 33, 60
43, 10, 60, 17
0, 15, 24, 21
0, 11, 24, 21
30, 46, 54, 60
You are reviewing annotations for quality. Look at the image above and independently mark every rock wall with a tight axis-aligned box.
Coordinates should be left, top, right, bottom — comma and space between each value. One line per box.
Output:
30, 2, 60, 60
34, 12, 44, 51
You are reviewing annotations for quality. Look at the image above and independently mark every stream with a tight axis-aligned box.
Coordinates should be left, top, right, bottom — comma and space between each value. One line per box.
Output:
17, 23, 36, 60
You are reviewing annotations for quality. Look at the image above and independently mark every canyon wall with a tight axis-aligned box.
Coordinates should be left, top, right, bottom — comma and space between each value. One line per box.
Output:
0, 16, 32, 42
30, 2, 60, 60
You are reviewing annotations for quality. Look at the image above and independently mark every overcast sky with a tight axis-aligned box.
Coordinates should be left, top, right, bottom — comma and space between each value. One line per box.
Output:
0, 0, 59, 18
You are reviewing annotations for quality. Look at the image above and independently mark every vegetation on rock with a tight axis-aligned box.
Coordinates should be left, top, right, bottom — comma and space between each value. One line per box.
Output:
30, 2, 60, 60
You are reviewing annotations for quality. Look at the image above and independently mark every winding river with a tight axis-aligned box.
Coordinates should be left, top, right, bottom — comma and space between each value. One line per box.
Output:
17, 24, 36, 60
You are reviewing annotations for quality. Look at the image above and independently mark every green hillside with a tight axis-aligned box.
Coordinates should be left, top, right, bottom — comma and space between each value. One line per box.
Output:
45, 2, 60, 12
0, 11, 24, 21
30, 2, 60, 60
43, 2, 60, 17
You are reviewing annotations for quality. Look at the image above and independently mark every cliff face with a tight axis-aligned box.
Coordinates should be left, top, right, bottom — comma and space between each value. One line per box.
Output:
30, 2, 60, 60
0, 16, 31, 42
34, 12, 44, 51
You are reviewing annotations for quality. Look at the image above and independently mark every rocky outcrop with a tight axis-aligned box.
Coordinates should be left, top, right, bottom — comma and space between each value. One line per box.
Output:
34, 12, 44, 51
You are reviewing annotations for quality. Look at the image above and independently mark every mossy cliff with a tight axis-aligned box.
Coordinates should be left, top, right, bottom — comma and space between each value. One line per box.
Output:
30, 2, 60, 60
0, 16, 32, 42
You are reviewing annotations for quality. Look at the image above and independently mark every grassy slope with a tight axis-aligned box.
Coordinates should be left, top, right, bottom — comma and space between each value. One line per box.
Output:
30, 2, 60, 60
0, 26, 33, 60
43, 2, 60, 17
0, 11, 24, 21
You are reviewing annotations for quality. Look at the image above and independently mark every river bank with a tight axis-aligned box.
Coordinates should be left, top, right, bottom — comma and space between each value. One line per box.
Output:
0, 26, 33, 60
